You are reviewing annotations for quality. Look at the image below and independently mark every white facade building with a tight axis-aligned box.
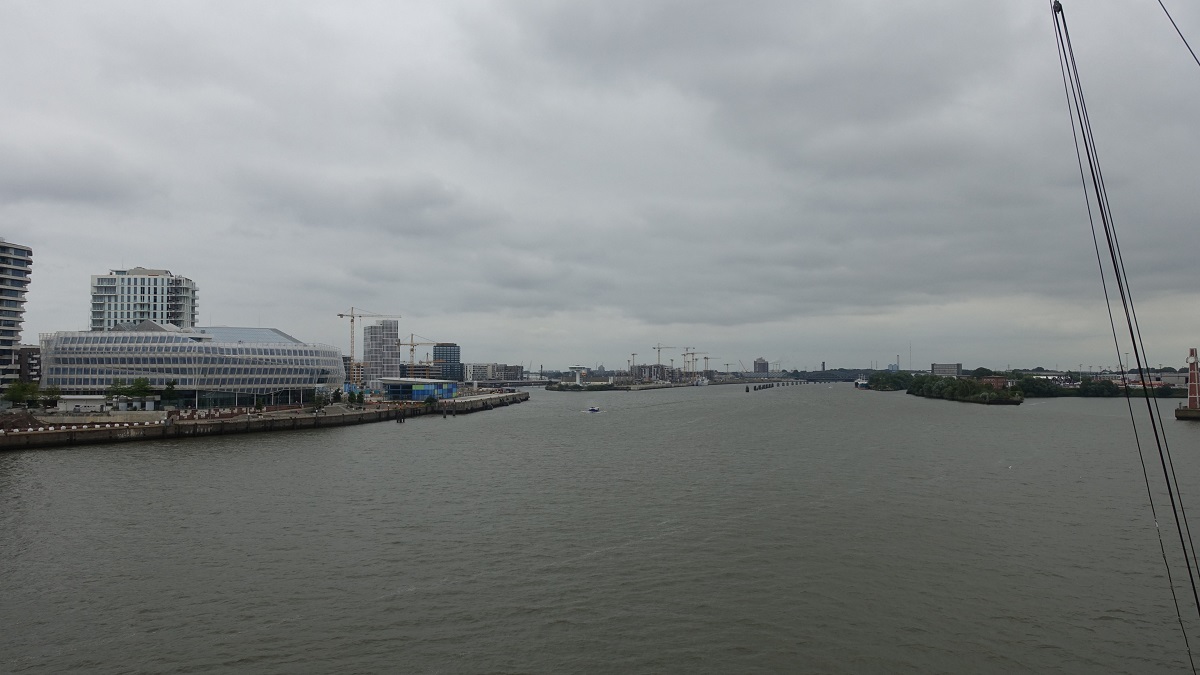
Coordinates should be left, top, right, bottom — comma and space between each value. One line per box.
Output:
0, 239, 33, 387
90, 267, 198, 331
362, 319, 402, 384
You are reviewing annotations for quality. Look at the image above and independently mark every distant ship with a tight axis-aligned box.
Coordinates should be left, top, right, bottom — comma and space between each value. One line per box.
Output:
853, 377, 870, 390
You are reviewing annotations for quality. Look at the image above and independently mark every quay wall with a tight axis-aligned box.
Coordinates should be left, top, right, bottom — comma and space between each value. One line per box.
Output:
0, 392, 528, 451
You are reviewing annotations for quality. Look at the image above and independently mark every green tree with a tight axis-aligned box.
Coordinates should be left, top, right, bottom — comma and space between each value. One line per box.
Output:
38, 384, 62, 408
129, 378, 153, 399
1079, 377, 1120, 397
971, 367, 995, 377
162, 380, 178, 403
3, 381, 37, 407
868, 371, 913, 391
1015, 377, 1062, 398
1155, 384, 1176, 398
108, 378, 131, 398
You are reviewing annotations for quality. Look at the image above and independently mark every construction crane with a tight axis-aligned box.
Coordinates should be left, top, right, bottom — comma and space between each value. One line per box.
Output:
398, 333, 439, 370
336, 307, 402, 385
652, 343, 676, 366
681, 347, 696, 375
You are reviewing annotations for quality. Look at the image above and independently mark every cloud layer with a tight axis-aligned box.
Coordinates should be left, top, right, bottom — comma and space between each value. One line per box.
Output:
7, 0, 1200, 371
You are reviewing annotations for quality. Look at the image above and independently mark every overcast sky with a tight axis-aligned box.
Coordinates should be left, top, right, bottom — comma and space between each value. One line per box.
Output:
5, 1, 1200, 372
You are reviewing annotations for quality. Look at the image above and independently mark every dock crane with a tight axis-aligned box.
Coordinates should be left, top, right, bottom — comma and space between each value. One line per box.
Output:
337, 307, 402, 385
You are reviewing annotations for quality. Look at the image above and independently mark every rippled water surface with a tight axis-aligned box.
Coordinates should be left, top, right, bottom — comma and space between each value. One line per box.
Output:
4, 385, 1200, 673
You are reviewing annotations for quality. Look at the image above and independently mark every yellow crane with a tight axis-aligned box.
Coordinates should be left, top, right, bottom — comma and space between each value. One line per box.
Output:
336, 307, 402, 385
398, 333, 439, 375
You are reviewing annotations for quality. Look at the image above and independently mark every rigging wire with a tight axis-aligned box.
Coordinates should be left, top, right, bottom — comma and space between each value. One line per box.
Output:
1155, 0, 1200, 71
1052, 3, 1200, 671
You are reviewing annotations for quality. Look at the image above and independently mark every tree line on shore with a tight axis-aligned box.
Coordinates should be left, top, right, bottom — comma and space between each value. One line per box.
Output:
868, 369, 1178, 401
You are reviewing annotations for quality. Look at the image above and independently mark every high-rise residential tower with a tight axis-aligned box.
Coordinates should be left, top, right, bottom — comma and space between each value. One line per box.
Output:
362, 319, 402, 384
90, 267, 198, 331
0, 239, 32, 387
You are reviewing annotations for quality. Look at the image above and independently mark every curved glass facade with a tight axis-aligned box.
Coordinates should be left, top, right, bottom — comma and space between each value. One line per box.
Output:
40, 327, 345, 397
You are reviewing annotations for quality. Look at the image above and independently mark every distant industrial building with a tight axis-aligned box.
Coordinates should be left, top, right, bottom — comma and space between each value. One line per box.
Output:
0, 239, 33, 388
90, 267, 198, 331
463, 363, 524, 382
754, 357, 769, 373
433, 343, 463, 381
931, 363, 963, 377
40, 321, 344, 407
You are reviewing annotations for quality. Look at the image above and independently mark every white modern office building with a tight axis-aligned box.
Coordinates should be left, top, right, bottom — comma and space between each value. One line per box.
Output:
40, 321, 345, 407
0, 239, 33, 387
90, 267, 198, 331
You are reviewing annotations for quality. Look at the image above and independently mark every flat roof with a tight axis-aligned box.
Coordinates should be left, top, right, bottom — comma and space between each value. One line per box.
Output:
378, 377, 457, 385
195, 327, 302, 343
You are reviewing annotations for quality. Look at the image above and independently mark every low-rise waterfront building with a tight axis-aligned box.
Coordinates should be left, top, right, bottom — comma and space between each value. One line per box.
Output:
40, 321, 344, 407
379, 377, 457, 401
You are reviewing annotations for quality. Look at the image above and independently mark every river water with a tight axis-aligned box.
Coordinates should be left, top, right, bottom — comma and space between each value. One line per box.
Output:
4, 384, 1200, 674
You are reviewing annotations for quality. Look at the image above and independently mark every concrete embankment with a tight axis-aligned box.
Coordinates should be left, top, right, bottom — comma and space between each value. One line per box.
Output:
0, 391, 529, 451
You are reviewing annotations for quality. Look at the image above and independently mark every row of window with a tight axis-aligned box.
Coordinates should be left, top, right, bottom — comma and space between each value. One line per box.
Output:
52, 340, 327, 358
53, 345, 328, 358
52, 357, 335, 369
50, 367, 334, 379
0, 247, 30, 257
48, 377, 326, 389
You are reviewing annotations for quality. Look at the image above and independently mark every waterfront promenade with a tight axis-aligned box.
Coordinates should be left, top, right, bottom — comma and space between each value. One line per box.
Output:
0, 391, 528, 451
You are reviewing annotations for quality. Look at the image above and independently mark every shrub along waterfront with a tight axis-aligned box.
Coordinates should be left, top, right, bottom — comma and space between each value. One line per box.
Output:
867, 371, 914, 391
905, 375, 1022, 405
